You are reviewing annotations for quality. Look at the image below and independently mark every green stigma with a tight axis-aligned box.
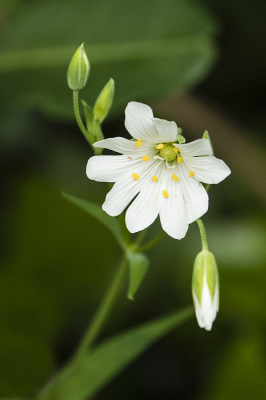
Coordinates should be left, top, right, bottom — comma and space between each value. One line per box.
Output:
159, 144, 177, 161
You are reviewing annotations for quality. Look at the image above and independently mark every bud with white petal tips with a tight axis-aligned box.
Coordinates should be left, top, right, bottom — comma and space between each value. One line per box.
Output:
192, 250, 219, 331
67, 43, 90, 91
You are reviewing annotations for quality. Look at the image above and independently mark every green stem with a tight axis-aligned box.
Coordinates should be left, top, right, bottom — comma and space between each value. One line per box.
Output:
73, 255, 128, 361
134, 228, 148, 248
73, 90, 94, 146
196, 219, 208, 251
138, 231, 166, 253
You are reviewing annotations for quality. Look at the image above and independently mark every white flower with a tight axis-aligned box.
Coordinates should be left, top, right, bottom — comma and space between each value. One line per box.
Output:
86, 102, 231, 239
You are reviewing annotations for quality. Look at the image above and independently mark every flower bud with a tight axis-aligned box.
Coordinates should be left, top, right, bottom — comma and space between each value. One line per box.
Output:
67, 43, 90, 91
192, 250, 219, 331
93, 78, 115, 124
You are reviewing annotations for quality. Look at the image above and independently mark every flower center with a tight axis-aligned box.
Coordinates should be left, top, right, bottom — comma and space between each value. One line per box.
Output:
159, 144, 176, 162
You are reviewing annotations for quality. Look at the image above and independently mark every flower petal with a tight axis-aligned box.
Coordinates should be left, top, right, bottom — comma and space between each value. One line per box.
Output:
86, 155, 138, 182
125, 164, 165, 232
103, 157, 159, 216
159, 169, 188, 240
151, 118, 178, 143
177, 138, 213, 156
183, 155, 231, 184
103, 175, 142, 216
125, 102, 158, 143
178, 163, 209, 224
93, 137, 156, 156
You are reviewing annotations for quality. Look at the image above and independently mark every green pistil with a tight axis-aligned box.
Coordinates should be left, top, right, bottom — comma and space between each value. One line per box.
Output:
159, 143, 177, 161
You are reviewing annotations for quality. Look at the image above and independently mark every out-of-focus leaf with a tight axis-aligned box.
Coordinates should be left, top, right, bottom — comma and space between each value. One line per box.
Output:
62, 192, 125, 249
37, 307, 193, 400
202, 335, 266, 400
127, 251, 150, 300
0, 330, 54, 397
0, 0, 218, 119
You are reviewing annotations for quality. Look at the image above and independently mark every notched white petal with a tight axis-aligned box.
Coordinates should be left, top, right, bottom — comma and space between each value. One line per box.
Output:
184, 156, 231, 184
178, 163, 208, 224
152, 118, 178, 143
86, 155, 136, 182
159, 170, 188, 240
93, 137, 155, 156
178, 139, 213, 157
125, 102, 158, 143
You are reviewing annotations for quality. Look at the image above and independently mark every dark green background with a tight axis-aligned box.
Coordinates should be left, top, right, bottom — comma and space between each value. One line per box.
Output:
0, 0, 266, 399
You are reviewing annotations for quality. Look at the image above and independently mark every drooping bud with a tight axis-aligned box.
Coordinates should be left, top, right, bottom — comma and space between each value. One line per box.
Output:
192, 250, 219, 331
67, 43, 90, 91
93, 78, 115, 124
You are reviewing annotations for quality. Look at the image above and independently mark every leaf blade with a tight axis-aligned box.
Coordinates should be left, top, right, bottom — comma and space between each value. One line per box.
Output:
62, 192, 125, 249
127, 251, 150, 300
37, 306, 193, 400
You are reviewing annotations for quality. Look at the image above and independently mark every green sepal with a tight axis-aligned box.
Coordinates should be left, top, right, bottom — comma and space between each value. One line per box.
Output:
62, 193, 125, 250
93, 78, 115, 124
177, 134, 186, 144
81, 100, 104, 155
192, 250, 219, 305
202, 130, 214, 193
203, 130, 214, 155
126, 252, 149, 300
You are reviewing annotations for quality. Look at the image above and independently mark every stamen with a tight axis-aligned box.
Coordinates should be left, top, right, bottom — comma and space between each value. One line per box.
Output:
177, 156, 183, 164
174, 194, 177, 198
172, 174, 179, 182
142, 155, 149, 161
189, 171, 194, 177
136, 139, 142, 148
173, 147, 179, 153
128, 157, 132, 159
154, 155, 163, 160
156, 143, 164, 149
132, 173, 140, 180
163, 190, 169, 199
166, 160, 176, 169
152, 176, 158, 182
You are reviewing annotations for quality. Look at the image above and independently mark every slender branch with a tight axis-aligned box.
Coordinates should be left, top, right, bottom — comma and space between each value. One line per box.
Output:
73, 90, 94, 145
73, 255, 128, 362
196, 219, 208, 251
138, 231, 166, 253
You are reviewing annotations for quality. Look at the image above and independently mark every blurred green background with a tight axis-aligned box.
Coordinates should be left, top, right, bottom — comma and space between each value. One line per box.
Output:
1, 0, 266, 399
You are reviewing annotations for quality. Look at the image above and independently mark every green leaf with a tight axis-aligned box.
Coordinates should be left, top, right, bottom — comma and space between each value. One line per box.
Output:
62, 193, 125, 249
37, 307, 193, 400
127, 251, 150, 300
0, 0, 218, 119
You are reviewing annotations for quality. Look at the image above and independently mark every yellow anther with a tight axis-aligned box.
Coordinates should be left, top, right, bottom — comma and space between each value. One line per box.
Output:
163, 190, 169, 199
132, 173, 140, 180
172, 174, 179, 182
128, 156, 132, 159
142, 155, 149, 161
174, 194, 177, 198
152, 176, 158, 182
156, 143, 164, 149
136, 139, 142, 147
189, 171, 194, 177
173, 147, 179, 153
177, 156, 183, 164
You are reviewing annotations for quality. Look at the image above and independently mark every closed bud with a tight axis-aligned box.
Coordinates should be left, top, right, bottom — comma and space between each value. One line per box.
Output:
192, 250, 219, 331
67, 43, 90, 91
93, 78, 115, 124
